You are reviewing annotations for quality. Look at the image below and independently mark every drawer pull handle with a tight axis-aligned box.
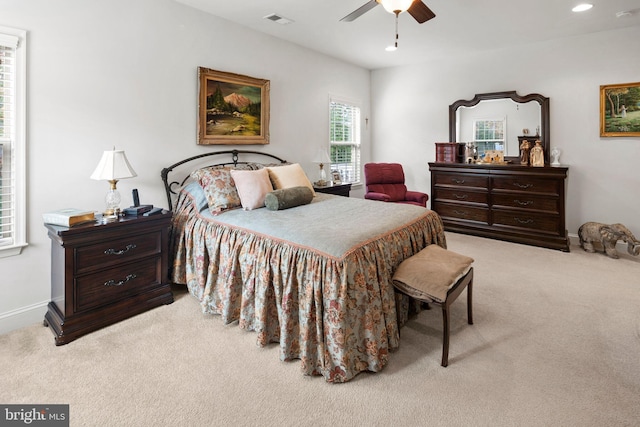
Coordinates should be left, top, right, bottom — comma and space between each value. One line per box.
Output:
514, 199, 533, 206
104, 244, 137, 256
104, 274, 137, 287
452, 178, 466, 184
514, 217, 534, 224
454, 194, 468, 200
513, 183, 533, 189
453, 210, 468, 216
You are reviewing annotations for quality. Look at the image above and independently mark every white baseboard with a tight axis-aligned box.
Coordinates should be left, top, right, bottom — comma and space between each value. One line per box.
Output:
0, 301, 49, 335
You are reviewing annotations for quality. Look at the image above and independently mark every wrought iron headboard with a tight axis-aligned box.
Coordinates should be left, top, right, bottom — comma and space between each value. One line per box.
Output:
160, 149, 287, 211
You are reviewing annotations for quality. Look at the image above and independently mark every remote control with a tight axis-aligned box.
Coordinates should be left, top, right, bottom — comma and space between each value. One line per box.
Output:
142, 207, 163, 216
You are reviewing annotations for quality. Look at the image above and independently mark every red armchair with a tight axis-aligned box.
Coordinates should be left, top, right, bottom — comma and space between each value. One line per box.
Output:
364, 163, 428, 207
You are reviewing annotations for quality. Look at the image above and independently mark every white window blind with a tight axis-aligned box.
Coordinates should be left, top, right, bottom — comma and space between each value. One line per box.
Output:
473, 118, 505, 157
329, 98, 361, 185
0, 27, 26, 257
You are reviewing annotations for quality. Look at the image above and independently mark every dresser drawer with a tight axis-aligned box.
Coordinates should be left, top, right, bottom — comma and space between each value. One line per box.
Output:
434, 188, 488, 204
492, 176, 560, 194
433, 173, 489, 189
433, 202, 489, 224
75, 231, 162, 274
492, 193, 559, 213
492, 210, 560, 233
75, 257, 162, 313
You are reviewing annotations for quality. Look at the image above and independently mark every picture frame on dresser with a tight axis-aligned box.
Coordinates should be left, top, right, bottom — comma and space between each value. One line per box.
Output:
599, 82, 640, 137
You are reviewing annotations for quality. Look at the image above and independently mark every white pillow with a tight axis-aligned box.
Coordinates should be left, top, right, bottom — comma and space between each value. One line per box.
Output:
266, 163, 315, 195
230, 168, 273, 210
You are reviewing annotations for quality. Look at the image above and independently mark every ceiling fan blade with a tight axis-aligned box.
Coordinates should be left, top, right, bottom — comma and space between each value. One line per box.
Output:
340, 0, 379, 22
407, 1, 436, 24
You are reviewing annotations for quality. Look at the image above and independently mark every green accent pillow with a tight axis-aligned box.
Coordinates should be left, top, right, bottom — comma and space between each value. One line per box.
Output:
264, 186, 314, 211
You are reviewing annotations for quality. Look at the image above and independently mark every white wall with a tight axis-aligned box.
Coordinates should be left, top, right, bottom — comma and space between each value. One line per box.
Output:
371, 26, 640, 239
0, 0, 371, 333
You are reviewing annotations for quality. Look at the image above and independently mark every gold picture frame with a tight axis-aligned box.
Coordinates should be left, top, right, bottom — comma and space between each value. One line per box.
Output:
198, 67, 270, 145
600, 81, 640, 137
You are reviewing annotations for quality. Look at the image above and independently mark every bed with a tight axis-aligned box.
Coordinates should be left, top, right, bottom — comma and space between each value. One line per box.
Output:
162, 150, 446, 382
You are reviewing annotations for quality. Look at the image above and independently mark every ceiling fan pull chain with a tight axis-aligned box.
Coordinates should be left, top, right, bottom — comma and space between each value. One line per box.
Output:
394, 11, 399, 48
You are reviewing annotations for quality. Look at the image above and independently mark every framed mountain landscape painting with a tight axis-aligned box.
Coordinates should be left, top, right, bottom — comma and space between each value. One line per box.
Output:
198, 67, 270, 145
600, 81, 640, 137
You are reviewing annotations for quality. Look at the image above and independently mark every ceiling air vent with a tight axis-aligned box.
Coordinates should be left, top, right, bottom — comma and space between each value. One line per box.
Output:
263, 13, 293, 25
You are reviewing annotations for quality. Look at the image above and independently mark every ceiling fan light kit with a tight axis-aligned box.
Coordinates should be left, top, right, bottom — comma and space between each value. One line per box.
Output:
380, 0, 414, 14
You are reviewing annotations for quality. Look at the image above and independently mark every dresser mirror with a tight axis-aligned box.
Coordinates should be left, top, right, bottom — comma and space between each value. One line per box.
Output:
449, 91, 550, 165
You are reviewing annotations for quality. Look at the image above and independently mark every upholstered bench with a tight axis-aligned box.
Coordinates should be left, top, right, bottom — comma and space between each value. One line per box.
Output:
392, 245, 474, 367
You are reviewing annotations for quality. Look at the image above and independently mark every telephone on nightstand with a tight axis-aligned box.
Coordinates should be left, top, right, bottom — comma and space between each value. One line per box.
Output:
123, 188, 156, 216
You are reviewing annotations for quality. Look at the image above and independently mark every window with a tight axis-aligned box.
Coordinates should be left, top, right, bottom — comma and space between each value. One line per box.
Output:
0, 27, 27, 257
473, 118, 505, 158
329, 97, 361, 185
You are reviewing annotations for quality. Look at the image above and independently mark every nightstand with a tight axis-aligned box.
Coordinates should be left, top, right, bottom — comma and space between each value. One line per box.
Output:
313, 182, 352, 197
43, 212, 174, 345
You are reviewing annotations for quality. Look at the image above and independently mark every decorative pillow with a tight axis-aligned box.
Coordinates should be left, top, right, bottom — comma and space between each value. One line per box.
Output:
265, 186, 314, 211
229, 168, 273, 210
191, 167, 241, 214
266, 163, 315, 195
392, 245, 474, 303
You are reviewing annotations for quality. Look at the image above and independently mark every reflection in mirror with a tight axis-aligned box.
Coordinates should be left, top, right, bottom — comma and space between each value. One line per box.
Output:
456, 99, 541, 158
449, 91, 550, 165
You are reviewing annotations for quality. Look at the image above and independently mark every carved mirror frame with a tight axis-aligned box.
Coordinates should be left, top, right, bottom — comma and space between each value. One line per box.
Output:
449, 91, 550, 165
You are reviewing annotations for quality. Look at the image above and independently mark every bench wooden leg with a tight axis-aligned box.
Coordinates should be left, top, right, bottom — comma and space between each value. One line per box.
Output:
441, 306, 450, 367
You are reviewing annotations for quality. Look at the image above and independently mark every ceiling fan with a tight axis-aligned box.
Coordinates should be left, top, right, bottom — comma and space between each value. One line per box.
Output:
340, 0, 436, 24
340, 0, 436, 50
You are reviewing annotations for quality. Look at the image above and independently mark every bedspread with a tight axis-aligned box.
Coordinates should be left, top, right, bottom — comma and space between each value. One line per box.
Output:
171, 184, 446, 382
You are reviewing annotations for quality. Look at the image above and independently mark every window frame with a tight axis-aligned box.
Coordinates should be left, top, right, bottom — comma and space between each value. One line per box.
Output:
0, 26, 27, 258
472, 117, 506, 157
329, 95, 361, 186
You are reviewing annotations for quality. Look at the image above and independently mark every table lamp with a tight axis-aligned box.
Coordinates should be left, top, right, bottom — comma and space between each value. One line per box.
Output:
90, 148, 137, 217
313, 148, 331, 187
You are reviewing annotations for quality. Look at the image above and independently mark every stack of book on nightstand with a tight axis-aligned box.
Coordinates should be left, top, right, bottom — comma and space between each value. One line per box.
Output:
43, 208, 96, 227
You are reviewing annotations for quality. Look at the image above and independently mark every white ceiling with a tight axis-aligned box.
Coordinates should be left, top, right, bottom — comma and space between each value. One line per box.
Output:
175, 0, 640, 70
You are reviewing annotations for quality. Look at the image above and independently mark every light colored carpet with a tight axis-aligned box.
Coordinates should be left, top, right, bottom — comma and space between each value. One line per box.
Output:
1, 232, 639, 426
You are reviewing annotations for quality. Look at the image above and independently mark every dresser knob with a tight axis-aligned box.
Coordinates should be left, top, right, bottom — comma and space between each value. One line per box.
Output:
454, 194, 468, 200
452, 178, 466, 184
514, 199, 533, 206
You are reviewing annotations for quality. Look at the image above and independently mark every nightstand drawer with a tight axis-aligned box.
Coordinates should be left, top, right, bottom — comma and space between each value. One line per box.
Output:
75, 231, 162, 274
75, 257, 162, 313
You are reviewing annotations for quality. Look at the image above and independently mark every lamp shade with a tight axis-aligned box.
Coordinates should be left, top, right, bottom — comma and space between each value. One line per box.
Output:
312, 148, 331, 164
90, 149, 137, 181
380, 0, 414, 13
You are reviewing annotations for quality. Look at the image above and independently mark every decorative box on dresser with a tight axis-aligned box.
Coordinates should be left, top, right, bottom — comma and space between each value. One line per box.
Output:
428, 163, 570, 251
44, 211, 174, 345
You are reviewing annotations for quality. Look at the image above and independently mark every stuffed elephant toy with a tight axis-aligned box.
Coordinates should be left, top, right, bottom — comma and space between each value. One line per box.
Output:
578, 222, 640, 259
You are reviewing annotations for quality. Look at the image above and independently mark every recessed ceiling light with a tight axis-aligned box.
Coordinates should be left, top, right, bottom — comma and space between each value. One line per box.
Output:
385, 45, 397, 52
572, 4, 593, 12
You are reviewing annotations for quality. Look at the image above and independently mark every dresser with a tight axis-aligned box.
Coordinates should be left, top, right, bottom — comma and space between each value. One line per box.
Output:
428, 163, 569, 251
44, 212, 174, 345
